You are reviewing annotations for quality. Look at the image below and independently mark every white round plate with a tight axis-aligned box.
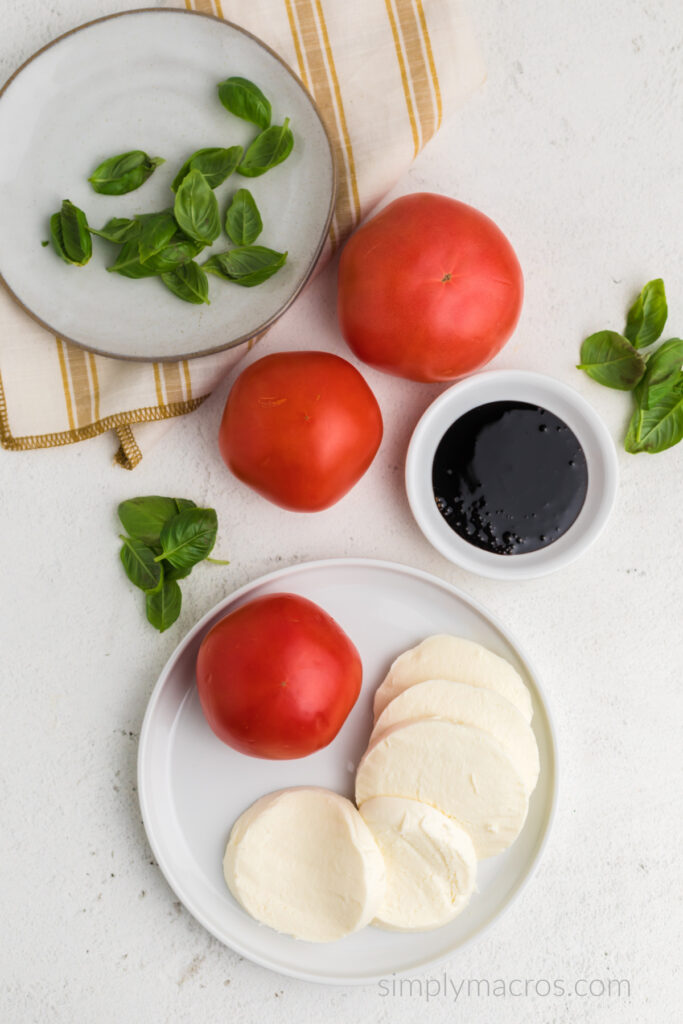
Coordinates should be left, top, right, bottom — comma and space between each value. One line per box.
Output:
406, 370, 619, 580
0, 9, 334, 361
138, 558, 557, 984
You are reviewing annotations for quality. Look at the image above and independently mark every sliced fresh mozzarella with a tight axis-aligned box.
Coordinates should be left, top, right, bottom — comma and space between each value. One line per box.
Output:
355, 719, 528, 858
373, 635, 533, 723
360, 796, 477, 931
370, 679, 539, 795
223, 787, 386, 942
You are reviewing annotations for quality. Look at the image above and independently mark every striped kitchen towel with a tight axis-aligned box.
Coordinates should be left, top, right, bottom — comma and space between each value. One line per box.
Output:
0, 0, 484, 468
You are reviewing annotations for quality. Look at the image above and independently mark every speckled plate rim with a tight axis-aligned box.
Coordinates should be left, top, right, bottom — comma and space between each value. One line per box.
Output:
0, 8, 336, 363
137, 557, 558, 985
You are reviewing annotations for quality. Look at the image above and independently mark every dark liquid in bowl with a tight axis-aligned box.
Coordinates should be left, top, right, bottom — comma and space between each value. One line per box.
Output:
432, 401, 588, 556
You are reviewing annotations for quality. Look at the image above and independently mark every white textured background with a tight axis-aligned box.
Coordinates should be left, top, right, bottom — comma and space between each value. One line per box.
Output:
2, 1, 682, 1022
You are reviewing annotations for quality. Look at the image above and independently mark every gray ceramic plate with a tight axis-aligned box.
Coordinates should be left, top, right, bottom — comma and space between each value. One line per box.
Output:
0, 9, 335, 361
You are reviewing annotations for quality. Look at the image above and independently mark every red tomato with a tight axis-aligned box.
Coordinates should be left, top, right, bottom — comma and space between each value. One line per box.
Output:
337, 193, 523, 382
196, 592, 362, 759
218, 351, 383, 511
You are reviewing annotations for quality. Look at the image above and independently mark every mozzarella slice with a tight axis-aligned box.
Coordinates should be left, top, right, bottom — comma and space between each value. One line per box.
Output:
373, 635, 533, 723
224, 787, 386, 942
355, 719, 528, 858
360, 796, 477, 931
371, 679, 539, 795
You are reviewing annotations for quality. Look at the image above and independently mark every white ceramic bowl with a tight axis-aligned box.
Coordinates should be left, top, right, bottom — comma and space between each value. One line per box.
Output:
405, 370, 618, 580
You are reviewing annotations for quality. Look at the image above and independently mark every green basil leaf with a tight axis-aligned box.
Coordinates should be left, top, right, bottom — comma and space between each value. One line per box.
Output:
635, 337, 683, 408
50, 200, 92, 265
203, 245, 287, 287
156, 507, 218, 570
624, 279, 667, 349
118, 496, 180, 546
217, 76, 272, 130
171, 146, 243, 192
160, 558, 193, 582
90, 217, 140, 244
146, 580, 182, 632
50, 212, 72, 263
625, 387, 683, 453
161, 261, 210, 305
225, 188, 263, 245
238, 119, 293, 177
577, 330, 645, 390
174, 498, 196, 514
138, 211, 178, 263
173, 169, 220, 245
41, 240, 49, 247
89, 150, 165, 195
143, 233, 205, 274
119, 535, 163, 592
107, 240, 159, 279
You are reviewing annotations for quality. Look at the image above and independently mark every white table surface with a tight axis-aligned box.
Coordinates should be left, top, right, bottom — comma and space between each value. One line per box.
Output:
2, 2, 682, 1022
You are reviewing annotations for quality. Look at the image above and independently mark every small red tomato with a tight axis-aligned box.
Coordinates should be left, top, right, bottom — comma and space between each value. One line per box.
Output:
196, 592, 362, 759
218, 351, 383, 511
338, 192, 523, 382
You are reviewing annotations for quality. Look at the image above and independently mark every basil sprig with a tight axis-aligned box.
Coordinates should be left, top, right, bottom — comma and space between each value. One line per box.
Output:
146, 581, 183, 633
89, 150, 165, 195
138, 211, 178, 263
624, 278, 667, 349
173, 169, 221, 245
203, 245, 287, 287
577, 331, 646, 391
89, 217, 140, 244
578, 279, 683, 454
225, 188, 263, 246
50, 200, 92, 266
238, 119, 294, 177
117, 497, 227, 633
217, 76, 272, 130
161, 261, 210, 305
171, 146, 243, 192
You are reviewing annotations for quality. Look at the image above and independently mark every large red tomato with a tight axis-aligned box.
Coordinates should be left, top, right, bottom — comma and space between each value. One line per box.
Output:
337, 193, 523, 382
218, 351, 382, 511
196, 592, 362, 759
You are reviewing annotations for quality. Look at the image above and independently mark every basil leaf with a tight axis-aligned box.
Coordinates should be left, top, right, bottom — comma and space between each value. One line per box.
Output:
174, 498, 196, 514
50, 212, 72, 264
238, 119, 293, 177
41, 240, 49, 247
143, 233, 205, 274
625, 386, 683, 453
107, 240, 159, 279
203, 245, 287, 287
173, 169, 221, 245
156, 507, 218, 570
160, 558, 193, 582
119, 535, 163, 592
138, 211, 177, 263
146, 580, 182, 632
624, 279, 667, 349
171, 146, 242, 192
577, 330, 645, 390
217, 76, 271, 130
118, 496, 179, 546
225, 189, 263, 246
90, 217, 140, 244
635, 336, 683, 407
50, 200, 92, 265
89, 150, 165, 195
161, 261, 210, 305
